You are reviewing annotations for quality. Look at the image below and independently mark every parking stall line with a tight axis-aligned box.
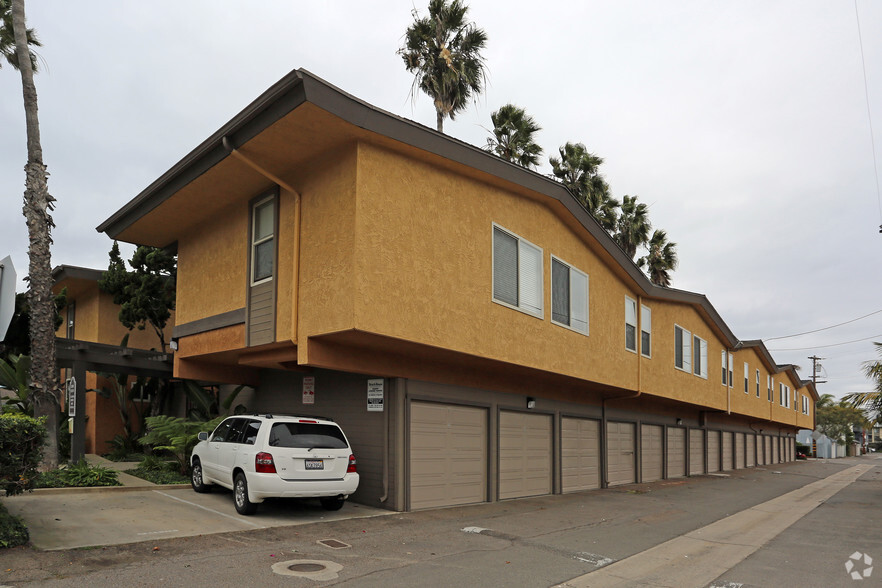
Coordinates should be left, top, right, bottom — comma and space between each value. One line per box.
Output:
153, 490, 266, 529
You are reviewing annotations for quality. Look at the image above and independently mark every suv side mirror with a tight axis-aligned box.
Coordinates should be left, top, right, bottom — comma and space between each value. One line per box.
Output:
198, 432, 209, 441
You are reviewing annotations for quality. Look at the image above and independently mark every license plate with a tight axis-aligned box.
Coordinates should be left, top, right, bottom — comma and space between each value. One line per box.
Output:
305, 459, 324, 470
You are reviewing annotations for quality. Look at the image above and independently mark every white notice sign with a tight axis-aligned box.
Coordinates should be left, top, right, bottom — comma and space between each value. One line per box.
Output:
302, 376, 315, 405
367, 378, 384, 412
67, 377, 76, 416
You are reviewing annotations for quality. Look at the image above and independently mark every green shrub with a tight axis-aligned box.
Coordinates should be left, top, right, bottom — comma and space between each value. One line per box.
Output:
33, 459, 120, 488
0, 502, 28, 549
0, 413, 46, 496
125, 457, 189, 485
140, 415, 222, 475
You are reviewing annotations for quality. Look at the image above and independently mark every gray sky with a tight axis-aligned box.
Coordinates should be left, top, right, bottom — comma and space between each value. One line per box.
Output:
2, 1, 881, 401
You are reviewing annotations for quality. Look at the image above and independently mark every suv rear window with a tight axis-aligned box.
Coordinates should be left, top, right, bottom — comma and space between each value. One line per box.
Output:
268, 422, 348, 449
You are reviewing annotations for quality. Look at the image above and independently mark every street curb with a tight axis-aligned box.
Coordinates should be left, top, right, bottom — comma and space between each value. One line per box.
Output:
30, 484, 191, 495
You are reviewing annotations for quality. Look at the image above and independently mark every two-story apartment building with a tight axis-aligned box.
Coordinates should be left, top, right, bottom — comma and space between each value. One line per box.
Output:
97, 69, 816, 511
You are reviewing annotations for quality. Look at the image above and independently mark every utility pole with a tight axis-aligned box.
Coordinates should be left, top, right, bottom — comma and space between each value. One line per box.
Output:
808, 355, 827, 385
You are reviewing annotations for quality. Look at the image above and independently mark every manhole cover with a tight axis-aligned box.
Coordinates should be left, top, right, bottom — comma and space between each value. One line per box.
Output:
318, 538, 351, 549
272, 559, 343, 580
289, 563, 326, 573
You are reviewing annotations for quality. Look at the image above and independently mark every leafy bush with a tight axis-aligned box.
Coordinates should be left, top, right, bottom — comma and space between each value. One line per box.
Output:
33, 459, 120, 488
140, 415, 222, 475
125, 456, 189, 485
105, 432, 144, 461
0, 502, 28, 549
0, 413, 46, 496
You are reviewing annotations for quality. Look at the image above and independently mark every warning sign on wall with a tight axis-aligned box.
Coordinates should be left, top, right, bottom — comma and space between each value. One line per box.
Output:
367, 379, 384, 412
302, 376, 315, 405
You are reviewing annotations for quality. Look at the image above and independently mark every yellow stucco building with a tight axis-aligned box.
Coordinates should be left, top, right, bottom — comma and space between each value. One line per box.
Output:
99, 70, 816, 511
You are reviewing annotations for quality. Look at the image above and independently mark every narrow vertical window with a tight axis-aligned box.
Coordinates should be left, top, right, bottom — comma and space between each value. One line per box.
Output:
744, 362, 749, 394
769, 377, 774, 402
625, 297, 637, 352
66, 301, 76, 339
674, 325, 692, 372
551, 257, 589, 334
492, 225, 543, 317
693, 335, 707, 378
756, 369, 760, 397
640, 305, 651, 357
251, 197, 275, 284
721, 351, 727, 385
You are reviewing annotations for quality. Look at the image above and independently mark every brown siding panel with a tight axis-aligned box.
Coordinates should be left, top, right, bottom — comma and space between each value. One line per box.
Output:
248, 281, 275, 346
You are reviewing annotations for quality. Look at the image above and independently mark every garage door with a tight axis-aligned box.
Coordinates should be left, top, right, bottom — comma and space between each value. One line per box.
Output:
746, 434, 756, 467
562, 417, 600, 492
410, 402, 487, 510
640, 424, 664, 483
666, 427, 686, 478
722, 432, 733, 471
689, 429, 704, 475
789, 437, 795, 461
735, 433, 745, 469
607, 421, 636, 486
772, 437, 779, 463
499, 411, 552, 500
763, 436, 771, 465
707, 430, 720, 473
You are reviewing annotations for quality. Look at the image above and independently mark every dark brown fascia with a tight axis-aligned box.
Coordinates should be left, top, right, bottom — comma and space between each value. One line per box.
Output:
51, 265, 104, 285
97, 68, 743, 348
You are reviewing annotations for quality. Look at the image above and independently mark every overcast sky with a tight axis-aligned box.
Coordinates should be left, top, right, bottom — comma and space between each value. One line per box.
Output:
1, 1, 881, 401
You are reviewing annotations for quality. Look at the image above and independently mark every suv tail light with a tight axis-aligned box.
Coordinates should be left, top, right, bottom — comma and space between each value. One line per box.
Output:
255, 452, 276, 473
347, 454, 357, 473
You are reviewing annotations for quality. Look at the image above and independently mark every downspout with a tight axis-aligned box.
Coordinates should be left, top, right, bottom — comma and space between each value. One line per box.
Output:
222, 137, 302, 342
378, 377, 393, 504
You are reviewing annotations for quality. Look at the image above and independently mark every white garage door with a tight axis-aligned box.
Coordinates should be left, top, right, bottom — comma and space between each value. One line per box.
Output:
641, 424, 664, 483
772, 437, 779, 463
666, 427, 686, 479
499, 411, 552, 500
562, 417, 600, 492
410, 402, 487, 510
689, 429, 704, 475
607, 421, 636, 486
735, 433, 745, 469
746, 434, 756, 467
722, 432, 733, 471
764, 436, 772, 465
707, 430, 721, 473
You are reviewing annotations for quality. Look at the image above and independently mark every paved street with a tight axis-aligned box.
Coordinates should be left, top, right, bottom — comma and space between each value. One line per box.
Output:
1, 456, 879, 587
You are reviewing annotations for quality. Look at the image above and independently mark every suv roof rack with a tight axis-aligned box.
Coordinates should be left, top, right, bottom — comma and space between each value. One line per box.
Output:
252, 413, 335, 422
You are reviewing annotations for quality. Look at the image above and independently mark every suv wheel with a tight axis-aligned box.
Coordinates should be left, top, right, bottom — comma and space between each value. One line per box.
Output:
190, 458, 211, 493
234, 472, 258, 515
320, 496, 345, 511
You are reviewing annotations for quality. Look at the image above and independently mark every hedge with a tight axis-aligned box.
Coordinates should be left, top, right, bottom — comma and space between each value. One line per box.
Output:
0, 501, 28, 548
0, 413, 46, 496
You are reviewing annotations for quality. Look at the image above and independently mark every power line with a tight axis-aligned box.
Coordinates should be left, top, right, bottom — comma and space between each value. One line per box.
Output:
764, 309, 882, 341
854, 0, 882, 229
768, 332, 882, 352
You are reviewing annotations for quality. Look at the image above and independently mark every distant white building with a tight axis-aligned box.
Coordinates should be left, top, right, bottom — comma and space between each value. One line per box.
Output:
797, 429, 846, 458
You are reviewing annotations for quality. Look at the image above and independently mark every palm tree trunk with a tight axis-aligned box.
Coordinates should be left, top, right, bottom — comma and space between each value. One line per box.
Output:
13, 0, 59, 470
436, 109, 444, 133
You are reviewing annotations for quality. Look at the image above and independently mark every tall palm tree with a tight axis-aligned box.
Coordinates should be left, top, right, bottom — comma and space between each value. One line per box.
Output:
11, 0, 59, 469
484, 104, 543, 168
399, 0, 488, 133
843, 343, 882, 415
614, 195, 651, 260
549, 142, 618, 232
0, 0, 39, 70
638, 229, 678, 287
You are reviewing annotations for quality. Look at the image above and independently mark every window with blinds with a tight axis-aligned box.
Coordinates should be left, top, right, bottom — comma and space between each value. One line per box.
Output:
551, 256, 588, 335
492, 225, 543, 318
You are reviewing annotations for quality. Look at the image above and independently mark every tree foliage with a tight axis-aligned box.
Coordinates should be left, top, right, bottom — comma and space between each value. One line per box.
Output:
614, 195, 651, 260
140, 415, 223, 476
0, 412, 45, 496
843, 343, 882, 421
0, 290, 66, 359
399, 0, 488, 132
815, 399, 871, 445
0, 0, 39, 72
484, 104, 543, 168
549, 142, 619, 232
98, 241, 176, 352
638, 229, 679, 287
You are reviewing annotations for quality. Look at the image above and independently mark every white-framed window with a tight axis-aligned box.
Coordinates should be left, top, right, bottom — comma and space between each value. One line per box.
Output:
640, 305, 651, 358
693, 335, 708, 378
721, 351, 727, 385
756, 369, 761, 397
251, 195, 276, 285
493, 224, 543, 318
786, 385, 791, 408
728, 354, 734, 388
744, 362, 749, 394
674, 325, 692, 372
779, 383, 791, 408
551, 256, 589, 335
625, 297, 638, 352
769, 376, 774, 402
802, 395, 810, 415
794, 387, 798, 411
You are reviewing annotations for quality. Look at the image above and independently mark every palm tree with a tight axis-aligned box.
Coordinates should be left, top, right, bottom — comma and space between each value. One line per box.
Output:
816, 393, 836, 408
843, 343, 882, 415
614, 195, 651, 260
484, 104, 543, 168
549, 142, 619, 232
399, 0, 488, 133
638, 229, 678, 287
11, 0, 59, 469
0, 0, 39, 70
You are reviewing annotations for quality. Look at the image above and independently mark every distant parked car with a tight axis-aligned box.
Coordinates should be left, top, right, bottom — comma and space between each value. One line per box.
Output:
190, 414, 359, 515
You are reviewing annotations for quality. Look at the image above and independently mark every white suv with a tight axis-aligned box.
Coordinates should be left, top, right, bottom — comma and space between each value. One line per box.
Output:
190, 414, 359, 515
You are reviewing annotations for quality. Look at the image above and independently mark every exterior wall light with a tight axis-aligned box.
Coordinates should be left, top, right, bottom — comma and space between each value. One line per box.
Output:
676, 418, 683, 426
526, 397, 536, 410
